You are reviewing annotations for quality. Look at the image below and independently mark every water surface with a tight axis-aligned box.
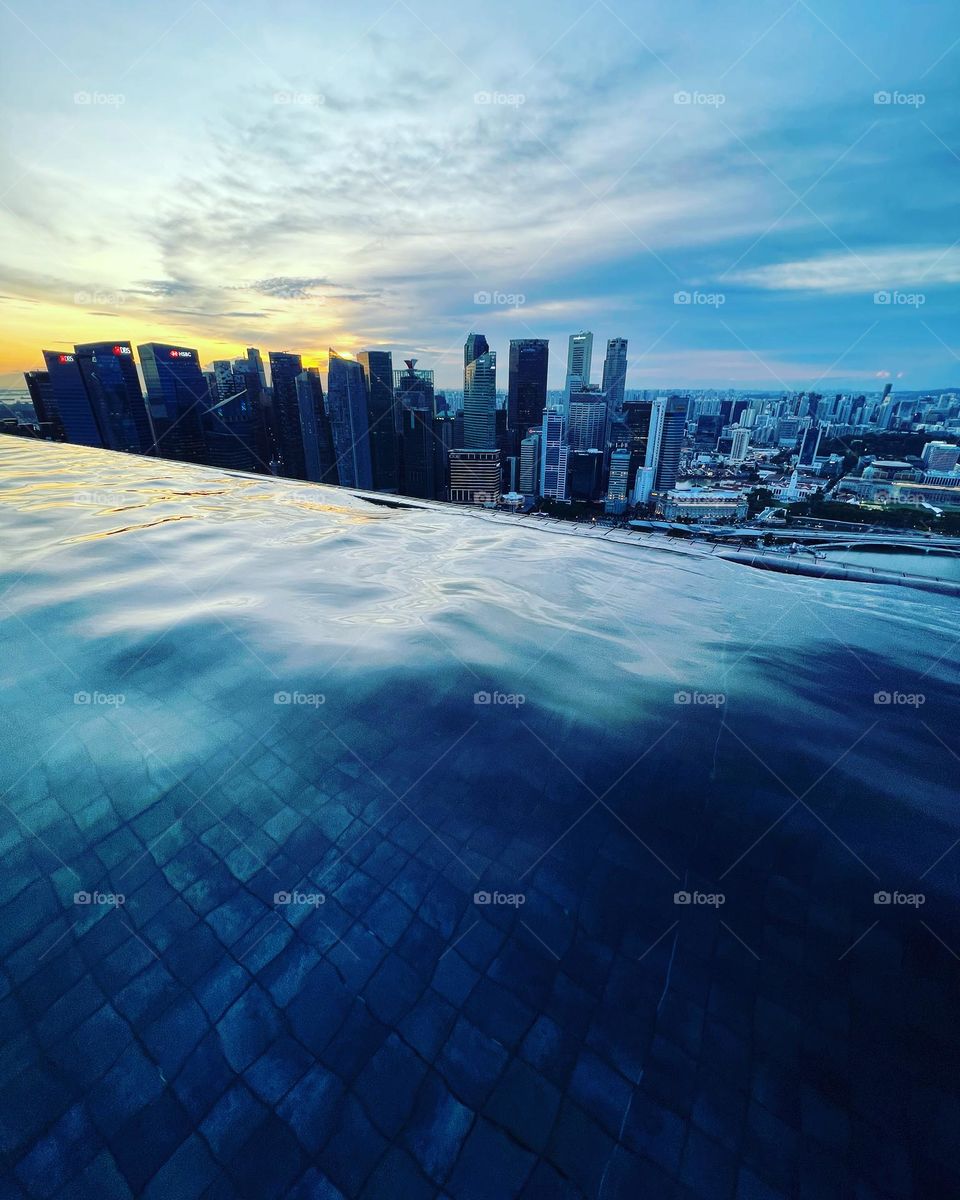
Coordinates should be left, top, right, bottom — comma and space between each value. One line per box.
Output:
1, 440, 958, 1199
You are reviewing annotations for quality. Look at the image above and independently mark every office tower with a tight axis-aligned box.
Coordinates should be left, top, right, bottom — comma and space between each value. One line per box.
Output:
433, 413, 456, 500
326, 351, 374, 489
730, 426, 751, 463
540, 408, 569, 502
212, 360, 235, 402
202, 381, 259, 472
569, 451, 604, 500
601, 337, 628, 418
797, 422, 820, 467
246, 347, 268, 391
24, 370, 65, 440
519, 433, 541, 497
463, 347, 497, 450
605, 448, 631, 514
138, 343, 208, 462
464, 333, 489, 370
615, 399, 653, 493
357, 350, 398, 491
399, 406, 437, 499
231, 355, 275, 470
921, 441, 960, 472
448, 449, 501, 504
568, 388, 607, 451
42, 350, 105, 448
268, 351, 309, 478
74, 341, 154, 454
633, 395, 687, 504
395, 359, 436, 422
294, 368, 337, 484
566, 332, 593, 391
507, 339, 549, 441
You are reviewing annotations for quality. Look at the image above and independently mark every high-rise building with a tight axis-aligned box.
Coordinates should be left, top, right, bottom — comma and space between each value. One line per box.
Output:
463, 347, 497, 450
269, 351, 307, 478
138, 343, 208, 463
294, 368, 337, 485
567, 388, 607, 451
633, 395, 687, 504
395, 359, 436, 421
605, 448, 631, 514
246, 347, 268, 391
540, 408, 569, 502
74, 341, 154, 454
507, 339, 549, 441
569, 450, 604, 501
212, 360, 235, 402
326, 351, 374, 489
730, 426, 751, 463
357, 350, 398, 491
448, 449, 501, 504
41, 350, 104, 448
922, 441, 960, 473
24, 370, 65, 440
519, 432, 541, 497
566, 332, 593, 392
797, 422, 820, 467
464, 333, 489, 370
601, 337, 628, 418
399, 405, 437, 499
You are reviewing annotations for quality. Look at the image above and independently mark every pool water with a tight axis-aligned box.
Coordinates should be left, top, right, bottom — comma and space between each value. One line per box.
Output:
1, 440, 959, 1199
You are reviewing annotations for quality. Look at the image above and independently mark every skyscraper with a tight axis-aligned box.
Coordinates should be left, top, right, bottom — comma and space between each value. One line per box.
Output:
447, 449, 501, 505
540, 408, 569, 502
295, 368, 337, 485
797, 422, 820, 467
326, 351, 374, 490
24, 370, 64, 440
395, 359, 435, 419
138, 343, 208, 463
601, 337, 628, 418
507, 339, 549, 441
74, 341, 154, 454
567, 388, 607, 451
358, 350, 398, 491
246, 347, 268, 391
566, 332, 593, 391
269, 351, 308, 478
463, 346, 497, 451
519, 432, 541, 498
633, 395, 687, 504
605, 448, 631, 515
41, 350, 104, 448
464, 333, 489, 370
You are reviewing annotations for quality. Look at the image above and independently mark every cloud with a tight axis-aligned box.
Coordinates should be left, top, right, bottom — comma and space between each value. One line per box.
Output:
728, 248, 960, 293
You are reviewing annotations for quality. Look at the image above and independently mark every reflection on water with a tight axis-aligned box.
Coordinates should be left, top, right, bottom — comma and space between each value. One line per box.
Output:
1, 440, 960, 1199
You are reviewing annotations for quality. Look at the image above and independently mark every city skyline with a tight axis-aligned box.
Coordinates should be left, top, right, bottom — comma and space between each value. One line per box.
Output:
2, 0, 959, 389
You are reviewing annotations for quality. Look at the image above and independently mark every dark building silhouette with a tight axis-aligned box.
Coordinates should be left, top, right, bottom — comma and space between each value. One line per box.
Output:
74, 341, 154, 454
326, 352, 374, 489
358, 350, 398, 491
138, 343, 208, 463
24, 370, 65, 440
507, 339, 549, 446
42, 350, 103, 448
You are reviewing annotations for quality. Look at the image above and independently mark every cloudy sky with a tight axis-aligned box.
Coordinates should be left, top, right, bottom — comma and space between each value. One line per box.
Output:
1, 0, 958, 390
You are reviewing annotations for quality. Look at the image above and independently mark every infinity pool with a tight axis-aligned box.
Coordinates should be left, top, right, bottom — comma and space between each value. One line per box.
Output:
1, 440, 958, 1199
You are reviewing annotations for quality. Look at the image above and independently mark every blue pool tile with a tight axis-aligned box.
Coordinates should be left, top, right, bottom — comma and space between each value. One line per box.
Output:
401, 1071, 474, 1186
276, 1064, 344, 1155
445, 1118, 535, 1200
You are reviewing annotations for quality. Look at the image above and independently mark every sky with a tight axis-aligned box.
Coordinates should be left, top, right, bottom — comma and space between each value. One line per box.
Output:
1, 0, 959, 391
